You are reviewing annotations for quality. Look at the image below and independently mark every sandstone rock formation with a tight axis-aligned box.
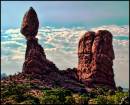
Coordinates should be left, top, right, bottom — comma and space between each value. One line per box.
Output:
21, 7, 59, 74
77, 30, 116, 89
21, 7, 39, 38
20, 7, 116, 91
20, 7, 86, 93
0, 7, 113, 94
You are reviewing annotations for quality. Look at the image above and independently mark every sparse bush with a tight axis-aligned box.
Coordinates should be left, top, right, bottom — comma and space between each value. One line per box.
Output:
1, 80, 129, 105
120, 96, 129, 105
41, 95, 61, 104
41, 88, 73, 104
113, 91, 129, 104
65, 96, 75, 104
88, 89, 97, 98
107, 89, 115, 95
80, 94, 89, 105
96, 95, 107, 104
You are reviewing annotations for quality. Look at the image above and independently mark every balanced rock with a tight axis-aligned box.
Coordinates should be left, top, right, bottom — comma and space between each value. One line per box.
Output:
20, 7, 116, 92
21, 7, 58, 74
77, 30, 116, 89
20, 7, 86, 93
21, 7, 39, 38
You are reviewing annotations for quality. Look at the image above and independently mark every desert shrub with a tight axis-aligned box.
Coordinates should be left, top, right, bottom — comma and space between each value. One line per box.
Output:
72, 94, 81, 104
88, 89, 97, 98
41, 88, 72, 104
88, 98, 97, 104
96, 87, 105, 95
80, 94, 89, 105
120, 96, 129, 105
93, 91, 129, 104
107, 89, 115, 96
41, 95, 61, 104
1, 97, 17, 104
113, 91, 129, 104
24, 95, 40, 104
96, 95, 107, 104
1, 83, 28, 99
43, 88, 72, 97
72, 93, 89, 105
65, 96, 75, 104
1, 82, 33, 103
1, 80, 129, 105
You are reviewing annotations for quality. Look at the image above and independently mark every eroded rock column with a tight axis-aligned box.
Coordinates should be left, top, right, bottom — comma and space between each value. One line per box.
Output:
21, 7, 58, 74
77, 30, 116, 89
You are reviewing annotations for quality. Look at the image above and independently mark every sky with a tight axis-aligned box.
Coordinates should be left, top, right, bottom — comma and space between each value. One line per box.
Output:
1, 1, 129, 88
1, 1, 129, 29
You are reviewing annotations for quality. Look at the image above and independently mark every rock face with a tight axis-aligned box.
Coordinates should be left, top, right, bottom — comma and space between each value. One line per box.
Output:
77, 30, 116, 89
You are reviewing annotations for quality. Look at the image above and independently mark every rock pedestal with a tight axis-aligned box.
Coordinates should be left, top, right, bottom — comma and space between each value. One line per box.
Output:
77, 30, 116, 89
21, 7, 58, 74
22, 38, 59, 74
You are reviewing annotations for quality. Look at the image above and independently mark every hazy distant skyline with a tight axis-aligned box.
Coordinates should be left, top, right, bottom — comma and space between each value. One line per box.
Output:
1, 1, 129, 88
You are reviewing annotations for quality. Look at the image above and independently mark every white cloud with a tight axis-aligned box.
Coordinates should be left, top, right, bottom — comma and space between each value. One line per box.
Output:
1, 41, 25, 47
90, 25, 129, 35
1, 25, 129, 88
5, 28, 20, 34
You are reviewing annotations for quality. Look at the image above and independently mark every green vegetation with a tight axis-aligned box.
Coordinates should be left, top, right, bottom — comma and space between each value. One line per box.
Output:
1, 81, 129, 104
1, 81, 40, 104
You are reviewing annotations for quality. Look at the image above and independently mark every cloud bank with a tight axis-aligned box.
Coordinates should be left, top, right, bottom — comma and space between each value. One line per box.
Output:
1, 25, 129, 88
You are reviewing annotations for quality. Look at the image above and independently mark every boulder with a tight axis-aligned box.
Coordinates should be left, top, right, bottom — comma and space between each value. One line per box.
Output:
21, 7, 39, 38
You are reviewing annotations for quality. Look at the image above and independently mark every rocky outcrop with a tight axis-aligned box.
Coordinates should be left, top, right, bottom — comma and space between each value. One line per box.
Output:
77, 30, 116, 89
20, 7, 86, 93
0, 7, 115, 94
21, 7, 59, 74
20, 7, 116, 91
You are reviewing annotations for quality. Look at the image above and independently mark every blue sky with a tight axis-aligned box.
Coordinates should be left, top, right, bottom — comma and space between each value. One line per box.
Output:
1, 1, 129, 88
1, 1, 129, 29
